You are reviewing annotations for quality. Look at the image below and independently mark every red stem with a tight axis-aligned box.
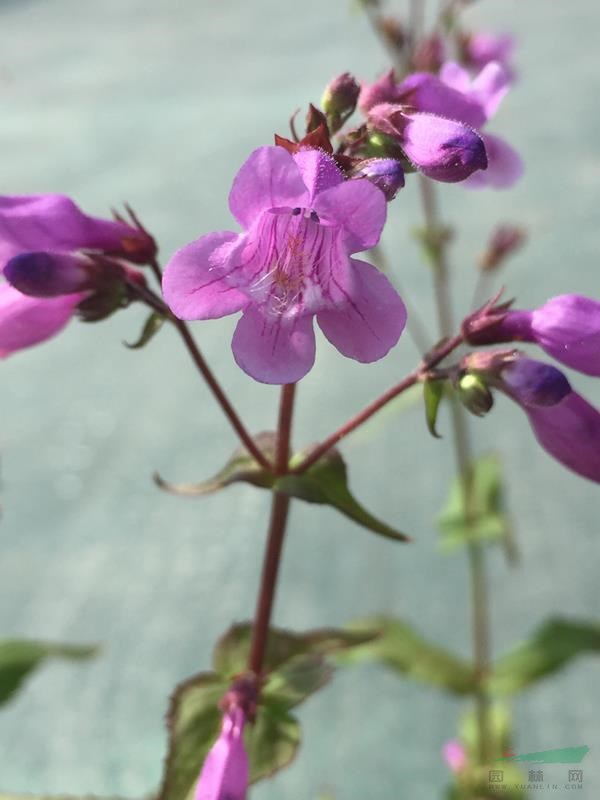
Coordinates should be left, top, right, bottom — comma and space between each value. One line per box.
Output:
248, 383, 296, 676
292, 333, 463, 474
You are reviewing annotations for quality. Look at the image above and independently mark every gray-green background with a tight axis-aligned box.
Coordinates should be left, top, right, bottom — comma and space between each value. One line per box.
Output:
1, 0, 598, 797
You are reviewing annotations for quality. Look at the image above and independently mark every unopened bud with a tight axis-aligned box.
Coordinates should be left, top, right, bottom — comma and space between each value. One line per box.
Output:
455, 372, 494, 417
5, 251, 93, 298
322, 73, 360, 120
349, 158, 405, 200
479, 224, 526, 272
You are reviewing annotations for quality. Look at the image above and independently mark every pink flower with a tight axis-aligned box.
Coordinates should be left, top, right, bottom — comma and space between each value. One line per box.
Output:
195, 707, 248, 800
0, 194, 154, 357
163, 146, 407, 384
442, 740, 467, 773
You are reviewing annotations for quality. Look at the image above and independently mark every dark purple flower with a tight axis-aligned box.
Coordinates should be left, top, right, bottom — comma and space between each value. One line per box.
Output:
195, 707, 248, 800
466, 295, 600, 377
367, 103, 487, 183
163, 145, 407, 384
349, 158, 405, 200
0, 195, 154, 357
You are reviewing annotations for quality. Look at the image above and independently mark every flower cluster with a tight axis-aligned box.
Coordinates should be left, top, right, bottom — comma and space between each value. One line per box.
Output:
0, 195, 155, 357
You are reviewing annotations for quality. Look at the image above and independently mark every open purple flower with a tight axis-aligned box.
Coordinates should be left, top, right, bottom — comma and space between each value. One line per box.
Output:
397, 61, 523, 189
496, 357, 600, 482
195, 707, 248, 800
163, 145, 407, 384
0, 194, 154, 357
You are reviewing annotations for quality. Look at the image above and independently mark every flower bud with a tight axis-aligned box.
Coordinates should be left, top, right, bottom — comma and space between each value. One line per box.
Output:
4, 251, 93, 297
479, 224, 526, 271
194, 706, 248, 800
455, 371, 494, 416
349, 158, 405, 200
322, 73, 360, 119
500, 358, 571, 408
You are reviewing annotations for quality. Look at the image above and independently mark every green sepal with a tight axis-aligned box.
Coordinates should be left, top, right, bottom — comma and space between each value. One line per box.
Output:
278, 448, 411, 542
0, 639, 99, 707
437, 453, 511, 553
488, 616, 600, 695
338, 616, 477, 695
423, 378, 444, 438
124, 310, 165, 349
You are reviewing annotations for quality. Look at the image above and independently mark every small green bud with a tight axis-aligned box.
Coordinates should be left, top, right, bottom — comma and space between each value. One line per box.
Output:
321, 73, 360, 120
456, 372, 494, 417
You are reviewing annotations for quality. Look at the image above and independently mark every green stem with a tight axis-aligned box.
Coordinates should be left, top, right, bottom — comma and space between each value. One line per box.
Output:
248, 384, 296, 677
418, 175, 492, 765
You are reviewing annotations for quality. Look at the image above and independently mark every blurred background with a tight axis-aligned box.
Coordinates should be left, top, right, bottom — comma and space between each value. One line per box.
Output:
0, 0, 599, 797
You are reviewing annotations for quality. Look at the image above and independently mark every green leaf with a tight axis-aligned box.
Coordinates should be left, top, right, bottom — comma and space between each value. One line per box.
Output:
0, 640, 99, 707
154, 432, 276, 496
437, 453, 510, 552
124, 310, 164, 349
159, 672, 226, 800
423, 378, 444, 438
213, 622, 379, 678
278, 449, 410, 542
488, 616, 600, 695
339, 616, 477, 695
262, 654, 333, 709
246, 703, 301, 784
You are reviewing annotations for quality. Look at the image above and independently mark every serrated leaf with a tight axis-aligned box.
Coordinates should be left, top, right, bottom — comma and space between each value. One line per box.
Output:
437, 453, 510, 552
154, 432, 276, 496
278, 449, 410, 542
246, 703, 301, 784
159, 672, 226, 800
423, 378, 444, 438
124, 310, 164, 349
339, 616, 477, 695
213, 622, 379, 679
262, 654, 333, 709
0, 640, 99, 706
488, 617, 600, 695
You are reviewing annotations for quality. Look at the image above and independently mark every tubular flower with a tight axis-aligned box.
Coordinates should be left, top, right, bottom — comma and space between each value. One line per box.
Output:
163, 145, 407, 384
496, 357, 600, 483
466, 295, 600, 377
195, 707, 248, 800
398, 61, 523, 189
0, 194, 154, 357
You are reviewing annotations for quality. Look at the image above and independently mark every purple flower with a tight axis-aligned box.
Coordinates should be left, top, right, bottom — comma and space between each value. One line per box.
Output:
195, 707, 248, 800
498, 358, 600, 482
462, 32, 516, 80
398, 61, 523, 189
466, 295, 600, 377
361, 68, 489, 184
163, 145, 407, 384
0, 195, 154, 357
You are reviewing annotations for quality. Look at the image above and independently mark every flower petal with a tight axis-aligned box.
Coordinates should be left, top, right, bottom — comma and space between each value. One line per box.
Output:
470, 61, 511, 119
4, 251, 91, 297
438, 62, 472, 94
532, 294, 600, 376
232, 306, 315, 384
317, 258, 406, 362
0, 282, 82, 357
195, 708, 248, 800
0, 194, 153, 265
162, 231, 249, 321
313, 179, 387, 253
228, 146, 308, 229
399, 113, 488, 183
293, 149, 343, 201
398, 72, 486, 129
463, 133, 523, 189
526, 391, 600, 483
